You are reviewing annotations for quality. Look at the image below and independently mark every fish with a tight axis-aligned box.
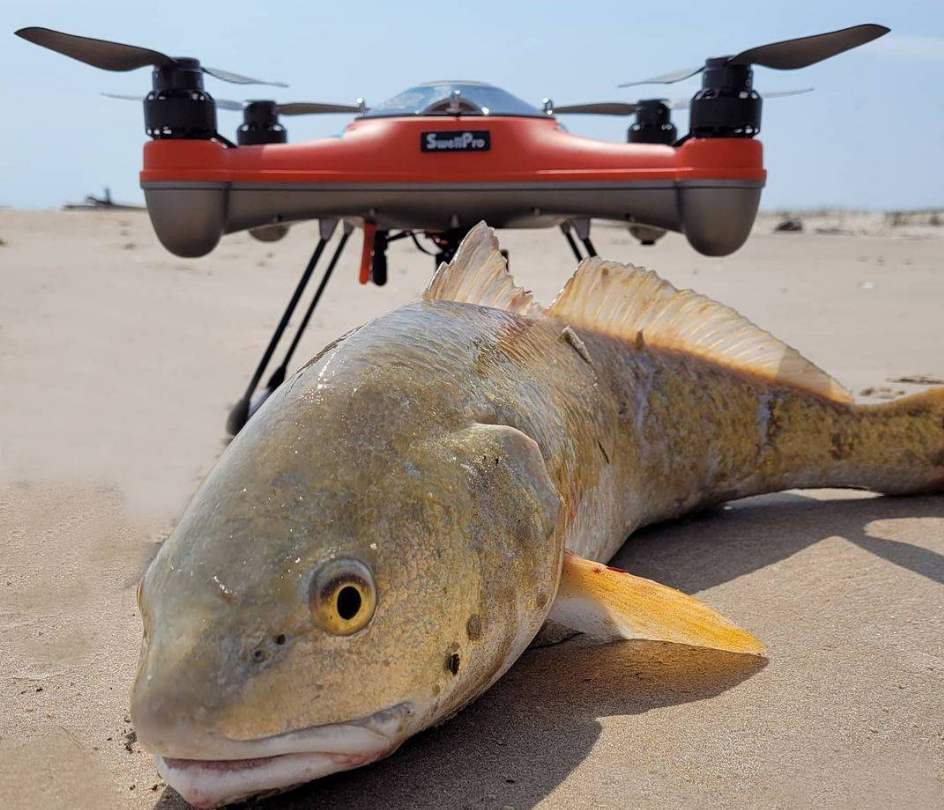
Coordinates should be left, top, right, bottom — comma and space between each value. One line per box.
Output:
131, 223, 944, 808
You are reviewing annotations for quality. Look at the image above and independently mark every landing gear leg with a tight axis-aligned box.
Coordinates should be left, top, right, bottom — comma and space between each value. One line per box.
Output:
256, 221, 353, 405
560, 222, 583, 262
226, 219, 340, 436
571, 217, 597, 257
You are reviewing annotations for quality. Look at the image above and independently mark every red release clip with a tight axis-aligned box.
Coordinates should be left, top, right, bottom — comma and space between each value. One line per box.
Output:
359, 222, 377, 285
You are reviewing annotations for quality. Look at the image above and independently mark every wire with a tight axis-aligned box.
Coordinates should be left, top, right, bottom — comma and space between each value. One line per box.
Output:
410, 232, 437, 256
213, 132, 238, 149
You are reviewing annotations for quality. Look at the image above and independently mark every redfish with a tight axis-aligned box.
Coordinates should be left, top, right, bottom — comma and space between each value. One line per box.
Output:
131, 223, 943, 807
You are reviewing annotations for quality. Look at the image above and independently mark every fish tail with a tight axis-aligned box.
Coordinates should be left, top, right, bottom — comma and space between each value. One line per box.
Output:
832, 388, 944, 495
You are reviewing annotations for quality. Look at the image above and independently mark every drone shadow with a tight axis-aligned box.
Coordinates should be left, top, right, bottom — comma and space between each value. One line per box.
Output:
151, 490, 942, 810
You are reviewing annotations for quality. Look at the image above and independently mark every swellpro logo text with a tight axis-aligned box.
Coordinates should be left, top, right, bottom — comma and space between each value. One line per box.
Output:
421, 131, 491, 153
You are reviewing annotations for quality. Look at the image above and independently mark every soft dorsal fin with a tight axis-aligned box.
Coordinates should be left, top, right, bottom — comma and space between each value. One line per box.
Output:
548, 258, 852, 403
423, 222, 544, 316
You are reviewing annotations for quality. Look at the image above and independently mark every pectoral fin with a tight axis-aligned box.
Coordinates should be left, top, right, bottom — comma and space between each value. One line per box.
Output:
549, 551, 765, 656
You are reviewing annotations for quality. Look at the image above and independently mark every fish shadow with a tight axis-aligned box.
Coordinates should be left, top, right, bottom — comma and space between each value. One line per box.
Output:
153, 642, 762, 810
266, 644, 763, 810
153, 489, 942, 810
614, 490, 944, 590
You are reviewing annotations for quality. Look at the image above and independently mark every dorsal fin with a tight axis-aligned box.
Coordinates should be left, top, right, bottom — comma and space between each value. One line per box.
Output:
423, 222, 544, 316
548, 258, 852, 403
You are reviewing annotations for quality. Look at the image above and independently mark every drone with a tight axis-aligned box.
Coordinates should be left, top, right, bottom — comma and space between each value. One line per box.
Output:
15, 23, 889, 433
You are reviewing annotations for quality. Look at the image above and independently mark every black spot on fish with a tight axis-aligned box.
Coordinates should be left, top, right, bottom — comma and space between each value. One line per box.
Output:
447, 653, 461, 675
830, 433, 848, 460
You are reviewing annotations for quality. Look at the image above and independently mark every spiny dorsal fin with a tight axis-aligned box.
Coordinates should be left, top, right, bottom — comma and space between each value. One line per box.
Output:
548, 258, 852, 403
423, 222, 544, 316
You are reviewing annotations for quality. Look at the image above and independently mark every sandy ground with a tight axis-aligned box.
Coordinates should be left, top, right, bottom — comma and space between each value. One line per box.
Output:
0, 210, 942, 810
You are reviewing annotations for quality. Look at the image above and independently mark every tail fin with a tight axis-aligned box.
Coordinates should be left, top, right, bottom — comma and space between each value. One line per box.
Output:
843, 388, 944, 495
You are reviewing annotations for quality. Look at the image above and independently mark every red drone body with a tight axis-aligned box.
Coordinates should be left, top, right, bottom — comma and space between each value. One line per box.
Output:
141, 113, 765, 261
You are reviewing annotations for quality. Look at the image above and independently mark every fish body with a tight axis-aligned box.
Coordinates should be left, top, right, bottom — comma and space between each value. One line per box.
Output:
132, 225, 943, 808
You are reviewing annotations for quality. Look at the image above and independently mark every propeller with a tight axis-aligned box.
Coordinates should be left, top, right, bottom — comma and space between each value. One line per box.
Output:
276, 102, 364, 116
15, 26, 286, 87
551, 88, 813, 116
102, 94, 363, 115
668, 87, 813, 111
618, 23, 889, 87
551, 102, 642, 116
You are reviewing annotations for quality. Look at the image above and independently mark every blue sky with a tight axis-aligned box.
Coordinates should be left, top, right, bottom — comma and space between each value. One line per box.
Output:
1, 0, 942, 209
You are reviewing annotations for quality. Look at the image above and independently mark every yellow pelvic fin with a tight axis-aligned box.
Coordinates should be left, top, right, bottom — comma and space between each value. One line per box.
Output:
548, 551, 765, 656
423, 222, 544, 316
547, 258, 852, 403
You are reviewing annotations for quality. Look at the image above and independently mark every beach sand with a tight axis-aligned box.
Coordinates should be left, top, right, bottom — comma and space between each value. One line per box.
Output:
1, 210, 942, 809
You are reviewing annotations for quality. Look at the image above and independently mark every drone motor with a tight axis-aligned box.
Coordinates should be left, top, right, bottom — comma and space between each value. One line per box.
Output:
144, 58, 217, 140
688, 60, 762, 139
237, 100, 288, 145
627, 99, 677, 145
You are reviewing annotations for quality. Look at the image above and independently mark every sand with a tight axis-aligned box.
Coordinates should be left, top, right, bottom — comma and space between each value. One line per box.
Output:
0, 210, 942, 809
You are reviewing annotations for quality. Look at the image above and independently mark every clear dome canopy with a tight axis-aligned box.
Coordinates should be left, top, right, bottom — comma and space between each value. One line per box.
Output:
362, 81, 545, 118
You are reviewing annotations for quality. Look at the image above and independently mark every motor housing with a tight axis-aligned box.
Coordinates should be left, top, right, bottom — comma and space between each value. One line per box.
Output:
628, 100, 677, 145
144, 59, 217, 140
689, 60, 762, 138
237, 101, 288, 146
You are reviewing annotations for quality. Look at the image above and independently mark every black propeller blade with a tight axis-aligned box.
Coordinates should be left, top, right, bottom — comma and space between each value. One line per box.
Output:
668, 87, 813, 110
102, 94, 363, 115
729, 26, 886, 69
619, 23, 889, 86
552, 89, 813, 117
552, 102, 641, 116
276, 102, 364, 116
102, 92, 245, 110
16, 26, 286, 87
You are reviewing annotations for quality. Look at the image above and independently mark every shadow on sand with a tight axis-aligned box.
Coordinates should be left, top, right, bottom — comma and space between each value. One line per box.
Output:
153, 490, 942, 810
613, 490, 944, 591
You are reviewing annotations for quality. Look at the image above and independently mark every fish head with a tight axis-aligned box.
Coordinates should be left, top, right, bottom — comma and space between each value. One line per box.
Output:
131, 328, 561, 807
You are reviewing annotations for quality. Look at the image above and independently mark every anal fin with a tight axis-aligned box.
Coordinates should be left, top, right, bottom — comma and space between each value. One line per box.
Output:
549, 551, 765, 656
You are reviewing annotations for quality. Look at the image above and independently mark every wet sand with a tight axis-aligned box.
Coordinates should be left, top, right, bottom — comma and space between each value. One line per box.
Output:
1, 210, 942, 809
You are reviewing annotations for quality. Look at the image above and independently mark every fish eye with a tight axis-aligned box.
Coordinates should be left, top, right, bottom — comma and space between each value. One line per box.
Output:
309, 558, 376, 636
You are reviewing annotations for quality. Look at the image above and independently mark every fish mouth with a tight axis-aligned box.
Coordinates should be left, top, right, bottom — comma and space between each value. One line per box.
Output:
147, 703, 413, 809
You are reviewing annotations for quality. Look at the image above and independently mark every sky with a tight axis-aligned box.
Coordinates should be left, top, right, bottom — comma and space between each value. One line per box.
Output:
1, 0, 942, 210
